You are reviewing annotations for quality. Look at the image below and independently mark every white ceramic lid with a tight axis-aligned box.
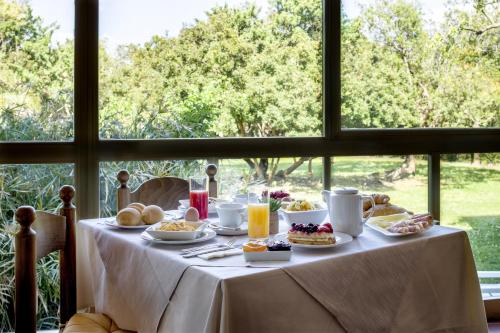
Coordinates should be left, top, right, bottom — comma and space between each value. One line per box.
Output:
333, 187, 359, 195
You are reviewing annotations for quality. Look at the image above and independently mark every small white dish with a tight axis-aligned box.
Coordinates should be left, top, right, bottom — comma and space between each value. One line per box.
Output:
280, 203, 328, 226
208, 222, 248, 236
141, 229, 217, 245
244, 250, 291, 261
146, 221, 207, 240
103, 219, 149, 230
290, 231, 353, 249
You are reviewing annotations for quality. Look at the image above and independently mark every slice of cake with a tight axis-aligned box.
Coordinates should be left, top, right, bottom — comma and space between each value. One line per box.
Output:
288, 223, 335, 245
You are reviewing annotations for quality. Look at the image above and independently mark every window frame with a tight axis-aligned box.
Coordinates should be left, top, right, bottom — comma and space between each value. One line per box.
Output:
0, 0, 499, 220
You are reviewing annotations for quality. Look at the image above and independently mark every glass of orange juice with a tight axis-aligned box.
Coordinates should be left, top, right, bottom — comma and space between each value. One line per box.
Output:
247, 188, 270, 240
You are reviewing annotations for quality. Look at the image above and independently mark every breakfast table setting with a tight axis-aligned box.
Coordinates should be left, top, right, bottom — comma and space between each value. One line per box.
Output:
75, 177, 488, 333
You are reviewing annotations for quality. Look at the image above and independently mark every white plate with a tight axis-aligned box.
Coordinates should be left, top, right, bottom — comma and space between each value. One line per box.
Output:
290, 231, 353, 249
146, 221, 207, 240
103, 219, 149, 230
208, 222, 248, 236
140, 229, 217, 245
366, 220, 434, 237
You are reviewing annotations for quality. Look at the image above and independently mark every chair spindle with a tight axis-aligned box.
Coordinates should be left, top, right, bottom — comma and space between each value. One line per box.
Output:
15, 206, 37, 333
117, 170, 131, 211
206, 164, 218, 198
59, 185, 77, 326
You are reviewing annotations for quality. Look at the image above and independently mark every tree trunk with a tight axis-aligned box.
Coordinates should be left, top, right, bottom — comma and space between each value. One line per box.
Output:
274, 157, 311, 180
384, 155, 416, 181
472, 153, 481, 165
268, 158, 280, 182
308, 159, 313, 176
244, 158, 255, 169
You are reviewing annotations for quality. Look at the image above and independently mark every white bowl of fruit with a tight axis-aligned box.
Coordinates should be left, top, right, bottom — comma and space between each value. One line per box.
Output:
279, 200, 328, 225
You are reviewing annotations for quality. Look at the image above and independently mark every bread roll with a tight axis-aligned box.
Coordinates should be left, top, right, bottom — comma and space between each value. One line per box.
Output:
141, 205, 164, 225
127, 202, 146, 214
363, 193, 391, 211
117, 208, 142, 226
363, 204, 410, 218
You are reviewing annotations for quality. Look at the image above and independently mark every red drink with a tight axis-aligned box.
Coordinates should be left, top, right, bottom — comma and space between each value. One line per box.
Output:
190, 190, 209, 220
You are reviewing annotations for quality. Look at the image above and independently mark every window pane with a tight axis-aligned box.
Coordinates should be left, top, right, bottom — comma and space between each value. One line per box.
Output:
341, 0, 499, 128
0, 163, 74, 330
99, 0, 323, 139
0, 0, 74, 141
331, 155, 428, 213
441, 154, 500, 279
100, 157, 323, 216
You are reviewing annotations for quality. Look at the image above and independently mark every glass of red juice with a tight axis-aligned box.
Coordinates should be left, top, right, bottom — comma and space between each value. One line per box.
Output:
189, 176, 209, 220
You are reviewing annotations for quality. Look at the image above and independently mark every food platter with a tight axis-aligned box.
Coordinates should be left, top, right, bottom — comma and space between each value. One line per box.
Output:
366, 220, 434, 237
365, 213, 435, 237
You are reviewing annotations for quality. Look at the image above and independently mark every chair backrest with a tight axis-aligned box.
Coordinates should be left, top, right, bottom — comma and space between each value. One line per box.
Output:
15, 185, 76, 333
116, 164, 218, 211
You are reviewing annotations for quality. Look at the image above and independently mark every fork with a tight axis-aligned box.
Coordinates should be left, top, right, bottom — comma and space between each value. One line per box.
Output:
182, 239, 237, 258
181, 238, 236, 254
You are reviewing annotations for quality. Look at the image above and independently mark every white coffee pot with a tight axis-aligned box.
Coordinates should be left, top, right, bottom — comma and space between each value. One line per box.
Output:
321, 187, 375, 237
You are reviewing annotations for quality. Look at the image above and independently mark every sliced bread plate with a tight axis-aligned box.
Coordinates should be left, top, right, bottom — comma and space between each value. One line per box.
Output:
140, 229, 217, 245
290, 231, 353, 249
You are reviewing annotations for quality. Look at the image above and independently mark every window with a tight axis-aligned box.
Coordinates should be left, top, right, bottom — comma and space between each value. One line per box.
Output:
331, 156, 428, 212
100, 157, 324, 216
99, 0, 323, 139
441, 154, 500, 272
341, 0, 499, 128
0, 0, 74, 141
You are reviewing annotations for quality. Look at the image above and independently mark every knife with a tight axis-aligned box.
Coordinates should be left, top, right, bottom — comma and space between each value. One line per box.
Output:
182, 246, 232, 258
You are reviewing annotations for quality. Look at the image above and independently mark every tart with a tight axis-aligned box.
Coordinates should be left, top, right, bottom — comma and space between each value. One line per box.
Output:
288, 223, 335, 245
243, 241, 267, 252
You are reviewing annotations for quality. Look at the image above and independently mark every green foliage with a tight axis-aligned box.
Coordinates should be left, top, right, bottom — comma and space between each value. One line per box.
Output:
0, 0, 73, 141
0, 164, 73, 330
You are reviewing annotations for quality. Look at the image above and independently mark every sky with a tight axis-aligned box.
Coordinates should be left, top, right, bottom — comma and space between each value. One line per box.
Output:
30, 0, 448, 52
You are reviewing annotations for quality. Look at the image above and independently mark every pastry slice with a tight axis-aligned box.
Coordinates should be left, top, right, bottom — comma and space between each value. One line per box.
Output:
288, 223, 335, 245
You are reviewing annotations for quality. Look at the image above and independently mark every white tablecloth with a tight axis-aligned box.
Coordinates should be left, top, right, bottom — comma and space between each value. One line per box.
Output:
76, 218, 487, 333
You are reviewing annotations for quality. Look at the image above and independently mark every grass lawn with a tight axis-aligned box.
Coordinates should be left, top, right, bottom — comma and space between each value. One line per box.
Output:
219, 156, 500, 271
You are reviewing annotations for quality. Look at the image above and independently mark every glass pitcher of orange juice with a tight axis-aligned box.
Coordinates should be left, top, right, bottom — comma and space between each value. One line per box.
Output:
247, 189, 269, 240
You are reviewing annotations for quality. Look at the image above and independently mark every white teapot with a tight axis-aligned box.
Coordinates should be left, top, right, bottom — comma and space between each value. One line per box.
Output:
321, 187, 375, 237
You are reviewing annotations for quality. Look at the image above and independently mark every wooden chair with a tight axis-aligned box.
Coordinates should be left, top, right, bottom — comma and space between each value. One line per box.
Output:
15, 186, 134, 333
116, 164, 218, 211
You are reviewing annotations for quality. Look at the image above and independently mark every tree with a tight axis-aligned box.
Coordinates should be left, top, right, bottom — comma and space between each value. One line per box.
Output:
0, 0, 73, 141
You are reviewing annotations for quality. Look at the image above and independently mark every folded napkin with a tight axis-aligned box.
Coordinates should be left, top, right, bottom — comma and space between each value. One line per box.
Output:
198, 248, 242, 260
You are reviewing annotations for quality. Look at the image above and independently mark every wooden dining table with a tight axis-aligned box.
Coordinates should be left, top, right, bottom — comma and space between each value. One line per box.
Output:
76, 213, 488, 333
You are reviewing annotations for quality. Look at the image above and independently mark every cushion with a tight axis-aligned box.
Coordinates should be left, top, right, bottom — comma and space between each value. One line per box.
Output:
63, 313, 135, 333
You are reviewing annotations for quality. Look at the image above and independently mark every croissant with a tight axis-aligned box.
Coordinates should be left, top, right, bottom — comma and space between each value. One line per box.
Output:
363, 193, 391, 211
363, 203, 410, 218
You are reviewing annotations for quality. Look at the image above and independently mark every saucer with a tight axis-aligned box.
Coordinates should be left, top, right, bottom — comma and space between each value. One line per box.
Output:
208, 222, 248, 236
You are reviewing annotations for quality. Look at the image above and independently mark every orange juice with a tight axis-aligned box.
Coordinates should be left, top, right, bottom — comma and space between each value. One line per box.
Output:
248, 203, 270, 239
